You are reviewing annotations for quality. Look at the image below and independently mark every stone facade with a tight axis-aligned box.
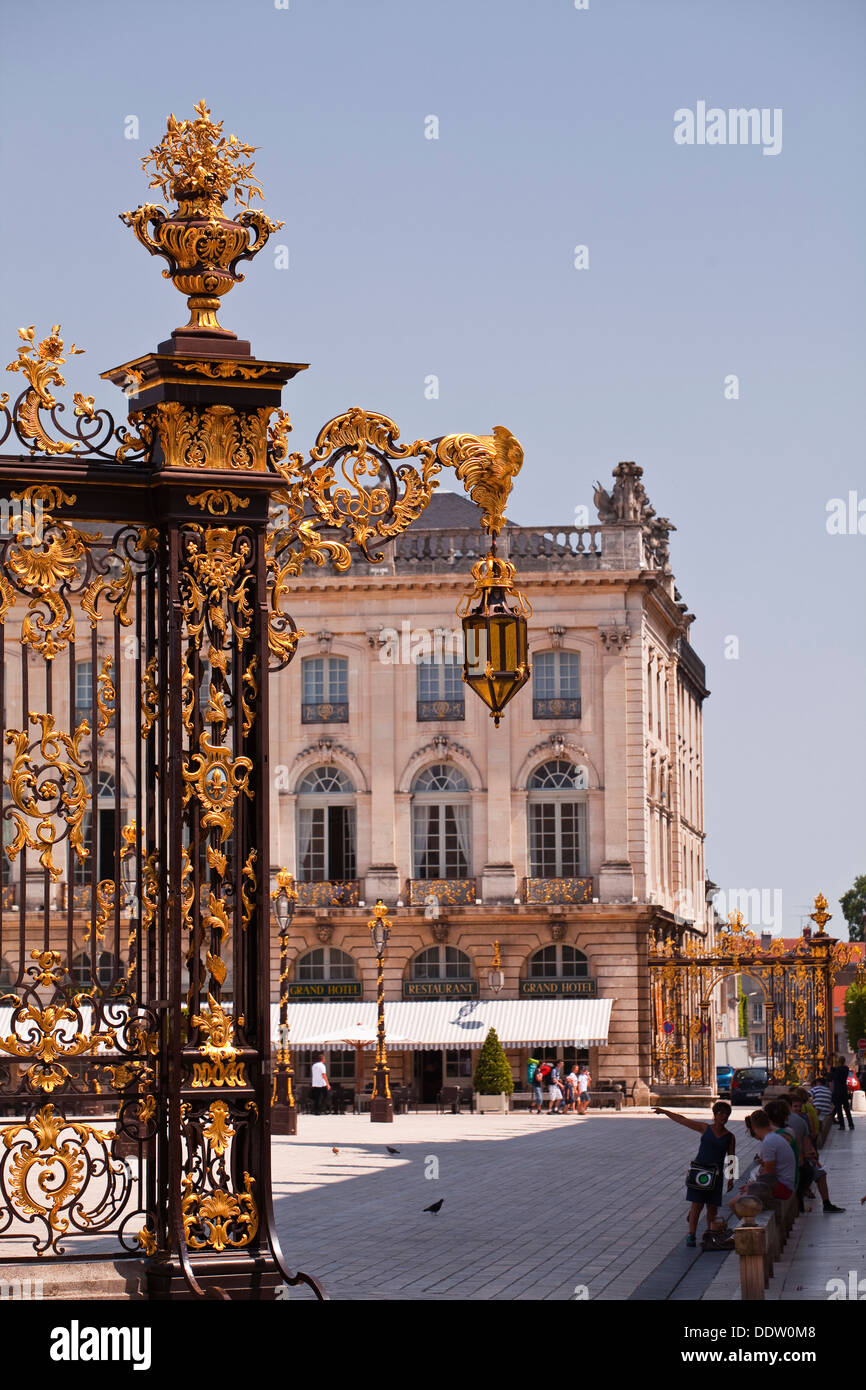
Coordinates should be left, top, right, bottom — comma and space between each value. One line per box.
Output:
269, 463, 712, 1098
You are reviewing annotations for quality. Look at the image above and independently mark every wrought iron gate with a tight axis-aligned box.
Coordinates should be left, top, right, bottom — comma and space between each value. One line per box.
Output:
649, 903, 857, 1089
0, 103, 530, 1298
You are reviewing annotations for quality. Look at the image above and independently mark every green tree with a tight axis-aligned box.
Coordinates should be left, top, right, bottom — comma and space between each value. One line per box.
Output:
844, 982, 866, 1053
839, 875, 866, 942
473, 1027, 514, 1095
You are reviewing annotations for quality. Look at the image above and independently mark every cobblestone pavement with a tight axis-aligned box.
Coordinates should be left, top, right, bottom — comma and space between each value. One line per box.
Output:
702, 1115, 866, 1302
273, 1108, 756, 1300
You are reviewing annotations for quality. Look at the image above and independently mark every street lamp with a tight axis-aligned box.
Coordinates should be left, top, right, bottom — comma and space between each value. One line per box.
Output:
270, 868, 298, 1135
488, 940, 504, 994
369, 900, 393, 1123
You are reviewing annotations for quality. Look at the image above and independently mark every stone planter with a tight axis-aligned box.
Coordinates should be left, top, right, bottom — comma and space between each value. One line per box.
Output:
475, 1092, 510, 1114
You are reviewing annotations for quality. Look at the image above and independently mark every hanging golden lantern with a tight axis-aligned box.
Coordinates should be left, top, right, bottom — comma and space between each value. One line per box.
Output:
458, 545, 531, 726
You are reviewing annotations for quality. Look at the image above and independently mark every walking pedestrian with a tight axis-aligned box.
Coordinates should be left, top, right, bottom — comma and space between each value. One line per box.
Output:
810, 1074, 833, 1124
829, 1056, 854, 1131
547, 1059, 565, 1114
565, 1063, 580, 1113
310, 1052, 330, 1115
577, 1065, 591, 1114
527, 1056, 543, 1114
655, 1102, 736, 1247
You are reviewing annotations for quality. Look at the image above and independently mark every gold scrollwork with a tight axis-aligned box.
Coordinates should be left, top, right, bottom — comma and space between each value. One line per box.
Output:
0, 1105, 121, 1251
3, 487, 96, 659
241, 850, 256, 933
202, 1100, 235, 1157
141, 656, 159, 737
190, 995, 246, 1088
5, 326, 95, 455
150, 401, 271, 471
0, 1003, 113, 1093
181, 1170, 258, 1251
4, 714, 90, 880
83, 879, 116, 944
182, 731, 253, 843
436, 426, 523, 536
241, 656, 258, 738
182, 525, 254, 643
137, 1227, 158, 1256
186, 489, 250, 515
95, 657, 116, 734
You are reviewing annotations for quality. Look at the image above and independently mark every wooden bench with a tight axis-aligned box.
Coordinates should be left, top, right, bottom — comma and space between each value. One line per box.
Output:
592, 1080, 625, 1110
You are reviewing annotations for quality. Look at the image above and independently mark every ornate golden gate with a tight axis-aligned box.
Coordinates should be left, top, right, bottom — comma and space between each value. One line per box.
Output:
649, 900, 858, 1088
0, 103, 531, 1298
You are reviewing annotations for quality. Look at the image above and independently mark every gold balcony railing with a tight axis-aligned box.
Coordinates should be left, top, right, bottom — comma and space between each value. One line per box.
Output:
523, 877, 593, 904
295, 880, 360, 907
408, 878, 477, 906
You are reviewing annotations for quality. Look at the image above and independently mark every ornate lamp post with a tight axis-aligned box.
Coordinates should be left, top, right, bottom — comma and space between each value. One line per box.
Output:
369, 900, 393, 1123
487, 940, 504, 994
270, 868, 298, 1135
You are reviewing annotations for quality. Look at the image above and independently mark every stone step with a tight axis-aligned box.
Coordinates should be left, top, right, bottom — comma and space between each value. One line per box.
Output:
0, 1259, 146, 1300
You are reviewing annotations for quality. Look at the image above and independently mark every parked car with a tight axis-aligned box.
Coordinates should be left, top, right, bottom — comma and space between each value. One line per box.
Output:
730, 1066, 769, 1105
716, 1064, 734, 1096
847, 1072, 861, 1092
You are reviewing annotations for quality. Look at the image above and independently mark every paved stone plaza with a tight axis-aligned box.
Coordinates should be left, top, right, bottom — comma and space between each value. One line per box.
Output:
273, 1108, 734, 1300
274, 1108, 865, 1301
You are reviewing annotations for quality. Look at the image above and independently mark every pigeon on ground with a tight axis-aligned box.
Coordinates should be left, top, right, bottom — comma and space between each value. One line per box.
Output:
423, 1199, 444, 1214
386, 1146, 400, 1155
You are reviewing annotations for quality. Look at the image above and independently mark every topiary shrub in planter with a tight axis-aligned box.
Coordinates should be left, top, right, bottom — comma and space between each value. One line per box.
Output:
473, 1027, 515, 1113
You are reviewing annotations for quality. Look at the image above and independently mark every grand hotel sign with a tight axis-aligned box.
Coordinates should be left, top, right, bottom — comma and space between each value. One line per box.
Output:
288, 981, 362, 1000
519, 978, 598, 998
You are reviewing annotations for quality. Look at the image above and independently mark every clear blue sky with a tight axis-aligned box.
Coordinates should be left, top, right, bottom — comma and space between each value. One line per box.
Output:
1, 0, 863, 936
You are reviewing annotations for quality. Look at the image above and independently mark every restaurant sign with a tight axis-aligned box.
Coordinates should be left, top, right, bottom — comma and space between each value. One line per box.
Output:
519, 979, 598, 998
402, 980, 480, 1000
288, 981, 362, 1000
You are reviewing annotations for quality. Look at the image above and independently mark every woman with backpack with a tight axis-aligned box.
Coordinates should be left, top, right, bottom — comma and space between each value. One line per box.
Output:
655, 1101, 736, 1247
527, 1057, 543, 1114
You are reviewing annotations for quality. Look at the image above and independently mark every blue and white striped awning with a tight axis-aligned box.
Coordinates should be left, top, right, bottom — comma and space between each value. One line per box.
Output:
271, 997, 612, 1049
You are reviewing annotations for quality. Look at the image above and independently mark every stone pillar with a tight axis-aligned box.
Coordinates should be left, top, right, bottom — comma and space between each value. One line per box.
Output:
733, 1225, 767, 1300
598, 632, 633, 902
365, 644, 400, 902
482, 714, 516, 900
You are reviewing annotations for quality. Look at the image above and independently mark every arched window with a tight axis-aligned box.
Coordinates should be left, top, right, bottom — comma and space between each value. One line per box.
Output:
527, 759, 588, 878
417, 649, 464, 722
411, 764, 471, 880
411, 945, 471, 981
71, 950, 117, 987
74, 772, 118, 887
296, 947, 357, 981
532, 651, 580, 719
301, 656, 348, 724
296, 766, 356, 882
527, 945, 589, 979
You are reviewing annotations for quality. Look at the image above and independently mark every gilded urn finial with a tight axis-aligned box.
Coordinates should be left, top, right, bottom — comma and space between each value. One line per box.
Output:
120, 100, 283, 343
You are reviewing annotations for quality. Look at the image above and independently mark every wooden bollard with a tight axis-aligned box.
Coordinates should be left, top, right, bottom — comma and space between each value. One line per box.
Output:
734, 1223, 767, 1301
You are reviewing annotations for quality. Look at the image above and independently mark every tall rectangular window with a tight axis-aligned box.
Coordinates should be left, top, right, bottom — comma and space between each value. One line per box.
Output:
532, 651, 581, 719
529, 801, 587, 877
301, 657, 349, 723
